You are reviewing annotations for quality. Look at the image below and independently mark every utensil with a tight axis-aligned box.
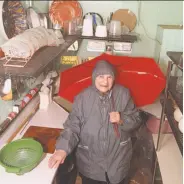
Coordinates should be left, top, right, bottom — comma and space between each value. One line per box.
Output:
0, 138, 43, 175
83, 12, 104, 32
122, 25, 130, 35
109, 20, 121, 36
63, 19, 77, 35
82, 18, 93, 36
95, 25, 107, 37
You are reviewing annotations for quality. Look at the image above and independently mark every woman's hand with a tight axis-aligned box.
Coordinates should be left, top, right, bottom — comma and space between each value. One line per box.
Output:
48, 150, 67, 169
109, 112, 123, 125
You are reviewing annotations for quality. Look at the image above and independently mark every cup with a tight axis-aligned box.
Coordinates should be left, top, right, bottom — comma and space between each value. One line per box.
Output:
82, 18, 93, 36
122, 25, 130, 35
109, 20, 121, 36
63, 20, 77, 35
95, 25, 107, 37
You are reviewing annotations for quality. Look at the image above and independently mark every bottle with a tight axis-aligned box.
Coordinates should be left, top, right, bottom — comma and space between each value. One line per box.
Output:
21, 94, 33, 108
20, 88, 38, 108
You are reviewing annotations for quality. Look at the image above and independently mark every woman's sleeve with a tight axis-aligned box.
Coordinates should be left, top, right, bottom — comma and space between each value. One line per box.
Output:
120, 89, 141, 132
55, 95, 83, 155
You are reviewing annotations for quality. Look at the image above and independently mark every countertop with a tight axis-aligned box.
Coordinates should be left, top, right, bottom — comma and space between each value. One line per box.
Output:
0, 101, 68, 184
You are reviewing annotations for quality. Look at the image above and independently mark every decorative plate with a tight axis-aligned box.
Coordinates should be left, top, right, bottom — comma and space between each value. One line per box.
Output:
49, 1, 83, 27
2, 1, 28, 39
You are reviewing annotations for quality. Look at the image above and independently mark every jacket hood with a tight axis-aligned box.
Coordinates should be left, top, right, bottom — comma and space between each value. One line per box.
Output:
92, 60, 116, 84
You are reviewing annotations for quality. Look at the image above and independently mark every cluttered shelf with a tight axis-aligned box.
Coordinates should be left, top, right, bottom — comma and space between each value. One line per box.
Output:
0, 33, 138, 78
164, 100, 183, 155
0, 36, 78, 78
168, 76, 183, 113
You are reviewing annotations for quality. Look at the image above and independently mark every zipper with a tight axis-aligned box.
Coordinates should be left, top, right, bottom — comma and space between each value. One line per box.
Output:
78, 144, 89, 150
120, 138, 131, 146
103, 105, 106, 152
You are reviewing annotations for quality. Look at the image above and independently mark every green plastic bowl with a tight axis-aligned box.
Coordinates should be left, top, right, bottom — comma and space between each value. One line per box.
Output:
0, 138, 43, 175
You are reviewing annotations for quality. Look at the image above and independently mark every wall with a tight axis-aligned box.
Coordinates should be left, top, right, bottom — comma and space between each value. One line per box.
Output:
0, 1, 182, 125
0, 1, 182, 57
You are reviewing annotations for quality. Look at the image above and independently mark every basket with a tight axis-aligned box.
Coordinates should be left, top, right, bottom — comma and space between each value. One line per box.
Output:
0, 138, 43, 175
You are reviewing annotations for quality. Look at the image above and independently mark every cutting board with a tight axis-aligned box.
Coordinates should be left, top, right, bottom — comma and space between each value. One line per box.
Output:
23, 126, 63, 154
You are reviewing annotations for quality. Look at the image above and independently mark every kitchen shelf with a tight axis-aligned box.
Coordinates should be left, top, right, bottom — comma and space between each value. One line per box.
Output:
157, 51, 183, 157
0, 36, 78, 78
78, 34, 138, 43
164, 100, 183, 155
0, 33, 139, 78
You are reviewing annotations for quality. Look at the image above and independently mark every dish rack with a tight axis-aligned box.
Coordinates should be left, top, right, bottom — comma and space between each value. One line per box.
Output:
1, 57, 29, 68
156, 51, 183, 156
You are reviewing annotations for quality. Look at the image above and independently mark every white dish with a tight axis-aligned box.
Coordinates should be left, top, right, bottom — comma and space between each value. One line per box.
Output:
174, 107, 183, 122
29, 8, 41, 28
178, 117, 183, 133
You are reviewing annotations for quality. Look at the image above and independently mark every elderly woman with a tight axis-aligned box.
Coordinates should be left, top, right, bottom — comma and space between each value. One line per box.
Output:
49, 60, 141, 184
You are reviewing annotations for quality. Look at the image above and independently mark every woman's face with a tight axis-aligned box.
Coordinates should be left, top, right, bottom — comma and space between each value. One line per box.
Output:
95, 74, 114, 93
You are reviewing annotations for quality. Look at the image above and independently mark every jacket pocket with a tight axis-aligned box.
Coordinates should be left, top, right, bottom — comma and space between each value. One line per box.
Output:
76, 144, 90, 173
117, 138, 132, 171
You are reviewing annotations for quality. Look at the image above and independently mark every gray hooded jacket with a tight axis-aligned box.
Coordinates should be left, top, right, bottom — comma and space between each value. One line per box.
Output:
56, 60, 141, 184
